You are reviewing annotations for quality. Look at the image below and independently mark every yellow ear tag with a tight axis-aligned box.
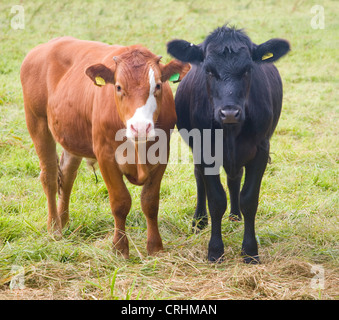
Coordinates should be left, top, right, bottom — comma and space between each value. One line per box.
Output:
95, 76, 106, 86
262, 52, 273, 60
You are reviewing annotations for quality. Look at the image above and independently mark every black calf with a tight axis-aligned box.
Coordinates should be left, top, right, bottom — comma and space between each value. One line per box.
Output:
168, 25, 290, 263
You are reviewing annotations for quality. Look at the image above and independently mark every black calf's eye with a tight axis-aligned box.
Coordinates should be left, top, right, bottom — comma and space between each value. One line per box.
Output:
206, 70, 215, 79
205, 67, 220, 80
156, 84, 162, 91
116, 85, 122, 92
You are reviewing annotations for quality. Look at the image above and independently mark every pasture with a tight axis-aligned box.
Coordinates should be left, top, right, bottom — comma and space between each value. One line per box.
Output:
0, 0, 338, 300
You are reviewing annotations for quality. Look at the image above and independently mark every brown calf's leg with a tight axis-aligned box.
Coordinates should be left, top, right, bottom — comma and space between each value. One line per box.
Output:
57, 150, 82, 228
97, 158, 132, 259
24, 111, 61, 236
141, 164, 166, 256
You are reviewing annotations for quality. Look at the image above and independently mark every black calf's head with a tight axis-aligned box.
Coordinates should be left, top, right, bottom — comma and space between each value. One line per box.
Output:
167, 26, 290, 127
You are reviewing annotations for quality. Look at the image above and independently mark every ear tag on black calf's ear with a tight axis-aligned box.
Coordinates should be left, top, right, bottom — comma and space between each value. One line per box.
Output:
169, 73, 180, 83
262, 52, 273, 60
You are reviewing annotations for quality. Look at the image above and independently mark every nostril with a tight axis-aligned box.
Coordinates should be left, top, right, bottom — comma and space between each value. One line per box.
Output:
219, 109, 226, 119
219, 106, 242, 124
130, 124, 137, 133
146, 123, 152, 133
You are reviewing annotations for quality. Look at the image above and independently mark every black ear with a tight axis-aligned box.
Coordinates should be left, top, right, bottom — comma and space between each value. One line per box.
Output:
167, 39, 204, 64
252, 38, 290, 63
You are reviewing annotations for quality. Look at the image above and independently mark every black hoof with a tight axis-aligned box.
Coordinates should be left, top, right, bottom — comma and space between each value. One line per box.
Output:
242, 254, 260, 264
208, 242, 224, 263
208, 253, 224, 263
229, 213, 242, 222
192, 217, 208, 233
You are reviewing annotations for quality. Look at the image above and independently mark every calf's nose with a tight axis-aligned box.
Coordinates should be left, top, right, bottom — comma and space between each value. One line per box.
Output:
219, 106, 242, 124
129, 122, 153, 140
130, 122, 151, 134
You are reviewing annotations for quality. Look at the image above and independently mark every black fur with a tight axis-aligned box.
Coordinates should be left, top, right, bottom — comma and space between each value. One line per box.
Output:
167, 40, 204, 64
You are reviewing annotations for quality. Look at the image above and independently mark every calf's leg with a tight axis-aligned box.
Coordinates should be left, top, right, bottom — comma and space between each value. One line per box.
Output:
240, 144, 269, 264
25, 111, 61, 235
197, 165, 227, 262
57, 150, 82, 228
141, 164, 167, 256
192, 164, 208, 231
98, 157, 131, 259
227, 167, 243, 221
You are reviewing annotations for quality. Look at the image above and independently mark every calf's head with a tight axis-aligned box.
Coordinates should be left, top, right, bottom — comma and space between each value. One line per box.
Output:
167, 26, 290, 127
86, 46, 188, 141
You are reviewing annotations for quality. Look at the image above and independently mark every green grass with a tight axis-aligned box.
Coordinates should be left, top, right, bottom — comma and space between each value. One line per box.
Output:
0, 0, 338, 300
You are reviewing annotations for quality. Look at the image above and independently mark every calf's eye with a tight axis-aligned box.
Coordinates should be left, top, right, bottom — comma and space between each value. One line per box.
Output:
155, 83, 162, 93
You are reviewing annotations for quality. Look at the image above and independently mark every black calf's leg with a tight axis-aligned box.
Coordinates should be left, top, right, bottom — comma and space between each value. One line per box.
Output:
240, 145, 269, 264
227, 167, 243, 221
197, 165, 227, 262
192, 164, 208, 231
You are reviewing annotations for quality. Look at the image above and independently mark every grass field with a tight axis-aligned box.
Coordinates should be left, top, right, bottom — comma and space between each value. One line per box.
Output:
0, 0, 338, 300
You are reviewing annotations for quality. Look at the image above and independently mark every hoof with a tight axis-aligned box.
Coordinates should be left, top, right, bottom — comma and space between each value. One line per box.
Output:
147, 241, 164, 257
47, 225, 63, 240
113, 245, 130, 259
229, 213, 241, 222
192, 217, 208, 233
243, 254, 260, 264
47, 218, 63, 238
48, 230, 63, 241
113, 238, 129, 259
208, 242, 224, 263
208, 254, 224, 263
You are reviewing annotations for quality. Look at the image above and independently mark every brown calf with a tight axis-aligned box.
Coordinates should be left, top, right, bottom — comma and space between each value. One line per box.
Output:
20, 37, 189, 258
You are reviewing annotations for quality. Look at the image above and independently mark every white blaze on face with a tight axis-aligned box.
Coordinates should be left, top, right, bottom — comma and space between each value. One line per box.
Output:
126, 67, 157, 141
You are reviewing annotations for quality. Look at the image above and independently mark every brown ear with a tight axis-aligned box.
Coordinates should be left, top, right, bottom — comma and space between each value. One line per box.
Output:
85, 64, 115, 87
160, 60, 191, 83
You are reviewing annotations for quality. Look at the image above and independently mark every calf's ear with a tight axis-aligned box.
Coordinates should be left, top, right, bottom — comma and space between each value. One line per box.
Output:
167, 39, 204, 65
85, 64, 115, 87
252, 38, 290, 63
160, 60, 191, 83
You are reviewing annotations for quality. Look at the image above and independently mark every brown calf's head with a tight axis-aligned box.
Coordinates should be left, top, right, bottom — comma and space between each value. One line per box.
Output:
86, 45, 190, 141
